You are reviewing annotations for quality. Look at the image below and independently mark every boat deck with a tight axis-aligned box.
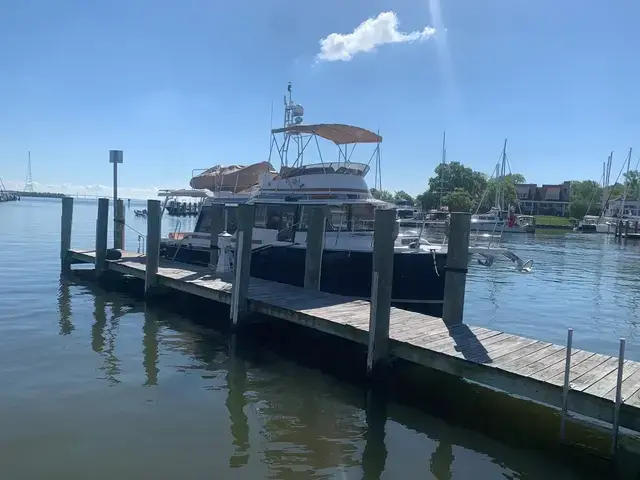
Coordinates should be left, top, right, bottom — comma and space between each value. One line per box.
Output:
69, 248, 640, 433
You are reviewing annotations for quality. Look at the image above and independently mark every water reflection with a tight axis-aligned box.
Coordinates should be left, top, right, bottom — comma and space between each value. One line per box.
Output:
57, 275, 74, 335
430, 440, 453, 480
91, 291, 122, 384
142, 306, 159, 386
226, 334, 250, 468
361, 390, 387, 480
91, 290, 107, 353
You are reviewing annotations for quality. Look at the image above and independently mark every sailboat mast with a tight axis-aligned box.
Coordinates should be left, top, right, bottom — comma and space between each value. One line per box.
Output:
438, 131, 446, 208
495, 139, 507, 210
621, 147, 632, 216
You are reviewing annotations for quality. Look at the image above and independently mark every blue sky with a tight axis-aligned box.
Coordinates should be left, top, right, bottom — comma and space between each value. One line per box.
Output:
1, 0, 639, 198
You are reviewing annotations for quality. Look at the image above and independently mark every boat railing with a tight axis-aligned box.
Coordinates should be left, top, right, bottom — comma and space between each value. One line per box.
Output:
171, 221, 188, 261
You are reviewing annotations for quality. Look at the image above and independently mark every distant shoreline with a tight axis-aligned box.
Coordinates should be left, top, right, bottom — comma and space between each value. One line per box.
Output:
8, 191, 67, 199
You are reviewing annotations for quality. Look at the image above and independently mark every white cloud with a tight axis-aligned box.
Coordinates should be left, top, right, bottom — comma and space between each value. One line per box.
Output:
317, 11, 436, 62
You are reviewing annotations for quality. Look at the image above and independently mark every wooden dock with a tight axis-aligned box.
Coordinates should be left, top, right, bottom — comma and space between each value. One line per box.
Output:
68, 247, 640, 434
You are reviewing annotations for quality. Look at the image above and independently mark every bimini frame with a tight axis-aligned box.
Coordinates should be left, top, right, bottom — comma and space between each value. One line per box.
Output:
267, 83, 384, 190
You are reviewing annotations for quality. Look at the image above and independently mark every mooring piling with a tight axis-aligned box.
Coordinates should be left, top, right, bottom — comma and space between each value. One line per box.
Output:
442, 212, 471, 326
208, 204, 226, 269
366, 208, 396, 379
560, 328, 573, 441
618, 220, 624, 240
304, 206, 327, 290
625, 221, 630, 241
230, 203, 254, 328
612, 338, 626, 456
95, 198, 109, 279
145, 199, 162, 296
114, 198, 125, 250
60, 197, 74, 273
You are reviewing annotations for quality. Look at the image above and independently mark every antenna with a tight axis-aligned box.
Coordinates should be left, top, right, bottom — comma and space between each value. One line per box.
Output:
24, 151, 34, 192
269, 99, 274, 149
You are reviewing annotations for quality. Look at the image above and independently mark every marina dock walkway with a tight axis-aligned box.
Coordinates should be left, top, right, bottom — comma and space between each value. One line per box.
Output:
69, 248, 640, 434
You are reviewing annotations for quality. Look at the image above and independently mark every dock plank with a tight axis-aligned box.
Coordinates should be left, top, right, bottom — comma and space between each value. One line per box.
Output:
497, 344, 561, 373
529, 350, 595, 383
586, 360, 640, 398
486, 338, 540, 363
610, 365, 640, 404
569, 357, 620, 392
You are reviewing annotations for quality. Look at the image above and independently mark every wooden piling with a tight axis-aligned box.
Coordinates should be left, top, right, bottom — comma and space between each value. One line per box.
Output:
304, 206, 326, 290
114, 198, 125, 250
95, 198, 109, 278
442, 212, 471, 326
625, 221, 630, 240
611, 338, 626, 457
60, 197, 74, 273
560, 328, 573, 440
366, 208, 396, 379
145, 199, 162, 296
208, 203, 226, 269
618, 220, 624, 240
230, 203, 254, 327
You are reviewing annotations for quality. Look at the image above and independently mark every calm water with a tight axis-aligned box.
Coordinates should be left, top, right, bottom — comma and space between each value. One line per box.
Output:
0, 197, 637, 478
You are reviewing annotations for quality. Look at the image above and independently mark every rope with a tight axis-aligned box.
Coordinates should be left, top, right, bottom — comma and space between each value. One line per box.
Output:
122, 221, 146, 239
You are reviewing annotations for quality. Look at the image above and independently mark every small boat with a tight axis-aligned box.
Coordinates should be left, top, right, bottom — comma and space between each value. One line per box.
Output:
158, 189, 211, 217
134, 209, 147, 218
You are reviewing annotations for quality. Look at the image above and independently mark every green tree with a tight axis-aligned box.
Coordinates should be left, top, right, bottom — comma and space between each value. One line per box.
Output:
442, 188, 473, 212
415, 190, 440, 211
393, 190, 414, 204
624, 170, 640, 200
569, 180, 603, 218
478, 173, 526, 212
427, 162, 488, 199
369, 188, 394, 202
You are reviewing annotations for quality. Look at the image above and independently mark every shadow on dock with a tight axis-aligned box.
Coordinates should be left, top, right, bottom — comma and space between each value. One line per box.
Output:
447, 323, 491, 364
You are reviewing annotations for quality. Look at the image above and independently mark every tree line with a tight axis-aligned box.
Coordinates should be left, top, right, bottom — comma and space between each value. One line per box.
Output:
370, 161, 640, 218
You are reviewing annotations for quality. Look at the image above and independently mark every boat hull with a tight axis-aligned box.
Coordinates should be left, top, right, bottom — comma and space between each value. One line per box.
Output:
575, 223, 613, 234
160, 244, 447, 317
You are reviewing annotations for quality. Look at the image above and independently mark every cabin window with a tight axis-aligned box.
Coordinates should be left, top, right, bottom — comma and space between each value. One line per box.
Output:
297, 206, 310, 232
297, 206, 330, 232
226, 207, 237, 234
254, 205, 268, 228
254, 203, 297, 231
327, 205, 349, 231
351, 204, 375, 231
195, 206, 213, 233
195, 205, 237, 234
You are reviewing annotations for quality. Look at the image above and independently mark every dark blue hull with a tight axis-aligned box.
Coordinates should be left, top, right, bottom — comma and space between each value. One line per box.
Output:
160, 244, 447, 316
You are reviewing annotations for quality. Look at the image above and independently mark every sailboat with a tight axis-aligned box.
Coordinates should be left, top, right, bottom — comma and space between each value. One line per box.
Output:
471, 140, 535, 234
575, 152, 614, 233
576, 148, 636, 233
